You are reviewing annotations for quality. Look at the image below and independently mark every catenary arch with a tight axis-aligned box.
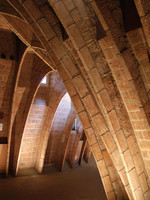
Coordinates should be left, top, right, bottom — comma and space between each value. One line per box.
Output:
9, 49, 51, 175
16, 71, 66, 174
4, 0, 150, 199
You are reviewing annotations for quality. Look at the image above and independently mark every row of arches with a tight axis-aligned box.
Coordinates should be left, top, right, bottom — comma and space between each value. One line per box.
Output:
0, 0, 150, 199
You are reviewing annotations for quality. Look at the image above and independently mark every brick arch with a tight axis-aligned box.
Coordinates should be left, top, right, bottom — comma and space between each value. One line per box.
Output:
7, 0, 61, 68
35, 71, 67, 173
16, 71, 64, 173
9, 48, 51, 175
90, 0, 150, 198
5, 0, 136, 198
6, 0, 150, 199
91, 0, 150, 174
1, 14, 42, 49
134, 0, 150, 48
68, 117, 83, 168
49, 1, 149, 199
0, 0, 23, 19
1, 14, 53, 68
7, 47, 27, 175
55, 99, 77, 171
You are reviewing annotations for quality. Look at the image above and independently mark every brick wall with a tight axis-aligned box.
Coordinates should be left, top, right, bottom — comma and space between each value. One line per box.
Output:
18, 86, 48, 169
44, 93, 71, 165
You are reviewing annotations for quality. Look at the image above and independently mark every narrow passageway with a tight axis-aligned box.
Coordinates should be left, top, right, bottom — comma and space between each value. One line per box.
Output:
0, 155, 107, 200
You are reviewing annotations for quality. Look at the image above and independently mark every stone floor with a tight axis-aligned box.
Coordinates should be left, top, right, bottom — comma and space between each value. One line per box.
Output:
0, 155, 107, 200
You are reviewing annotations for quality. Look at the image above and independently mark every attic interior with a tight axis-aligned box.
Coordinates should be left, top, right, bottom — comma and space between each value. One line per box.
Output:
0, 0, 150, 199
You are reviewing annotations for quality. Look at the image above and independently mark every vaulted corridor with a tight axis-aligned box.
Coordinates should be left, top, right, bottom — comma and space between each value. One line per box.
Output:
0, 0, 150, 199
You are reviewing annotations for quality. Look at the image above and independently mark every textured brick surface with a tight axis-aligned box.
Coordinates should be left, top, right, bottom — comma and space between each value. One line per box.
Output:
102, 132, 117, 153
45, 93, 71, 165
1, 1, 150, 199
102, 176, 113, 193
97, 159, 108, 177
133, 153, 144, 175
115, 130, 128, 153
128, 168, 139, 191
139, 173, 149, 193
122, 150, 134, 172
73, 75, 89, 98
85, 127, 97, 145
78, 111, 91, 129
83, 94, 99, 117
92, 114, 108, 135
91, 143, 103, 161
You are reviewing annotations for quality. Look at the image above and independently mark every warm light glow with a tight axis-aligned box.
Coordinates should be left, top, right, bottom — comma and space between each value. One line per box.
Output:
41, 76, 47, 84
